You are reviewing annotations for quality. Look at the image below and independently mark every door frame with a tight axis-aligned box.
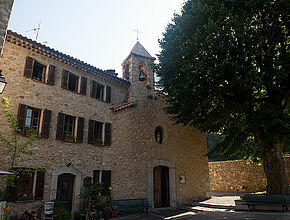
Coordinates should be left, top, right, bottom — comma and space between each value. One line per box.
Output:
50, 167, 82, 214
148, 160, 177, 208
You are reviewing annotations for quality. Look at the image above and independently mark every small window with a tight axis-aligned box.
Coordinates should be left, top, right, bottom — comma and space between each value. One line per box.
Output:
64, 115, 75, 137
96, 84, 104, 100
88, 120, 103, 145
93, 170, 111, 195
68, 73, 79, 92
94, 121, 103, 140
32, 61, 46, 81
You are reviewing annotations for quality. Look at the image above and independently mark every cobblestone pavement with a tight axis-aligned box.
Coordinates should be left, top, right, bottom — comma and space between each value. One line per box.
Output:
114, 195, 290, 220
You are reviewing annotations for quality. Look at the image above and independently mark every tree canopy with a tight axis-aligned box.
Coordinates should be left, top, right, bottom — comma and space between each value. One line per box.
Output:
156, 0, 289, 193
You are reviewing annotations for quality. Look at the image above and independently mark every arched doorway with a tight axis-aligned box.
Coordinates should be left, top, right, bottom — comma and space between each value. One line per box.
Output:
154, 166, 170, 207
56, 173, 75, 213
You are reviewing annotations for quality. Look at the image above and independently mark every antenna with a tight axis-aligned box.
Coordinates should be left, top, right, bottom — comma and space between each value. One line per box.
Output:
25, 22, 41, 41
133, 28, 143, 41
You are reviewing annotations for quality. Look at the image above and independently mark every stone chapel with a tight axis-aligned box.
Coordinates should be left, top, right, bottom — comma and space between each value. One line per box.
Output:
0, 30, 210, 214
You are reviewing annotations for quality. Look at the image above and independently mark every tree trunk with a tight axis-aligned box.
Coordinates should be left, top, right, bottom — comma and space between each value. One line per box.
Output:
256, 134, 289, 194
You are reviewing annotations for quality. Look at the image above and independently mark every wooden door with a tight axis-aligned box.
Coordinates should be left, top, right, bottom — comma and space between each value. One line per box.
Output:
57, 173, 75, 213
154, 166, 162, 207
154, 166, 170, 207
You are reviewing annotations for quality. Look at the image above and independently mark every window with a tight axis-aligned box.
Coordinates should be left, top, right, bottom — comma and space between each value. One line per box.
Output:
64, 115, 75, 137
24, 56, 56, 84
17, 104, 52, 138
56, 113, 84, 143
90, 81, 111, 102
7, 168, 45, 201
32, 61, 46, 81
93, 170, 111, 195
88, 120, 112, 146
68, 73, 78, 92
25, 107, 41, 132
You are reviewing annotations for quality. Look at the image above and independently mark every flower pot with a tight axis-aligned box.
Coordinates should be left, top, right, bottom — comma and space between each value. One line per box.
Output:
111, 210, 118, 218
64, 136, 75, 142
94, 141, 103, 146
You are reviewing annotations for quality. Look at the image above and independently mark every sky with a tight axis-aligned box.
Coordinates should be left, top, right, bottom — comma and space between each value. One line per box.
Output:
8, 0, 185, 76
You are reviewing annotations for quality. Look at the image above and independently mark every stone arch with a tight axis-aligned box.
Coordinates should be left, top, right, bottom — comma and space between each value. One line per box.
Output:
148, 160, 177, 207
50, 167, 82, 213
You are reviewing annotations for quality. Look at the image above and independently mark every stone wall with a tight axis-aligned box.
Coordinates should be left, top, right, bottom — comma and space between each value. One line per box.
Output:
209, 157, 290, 192
0, 0, 13, 55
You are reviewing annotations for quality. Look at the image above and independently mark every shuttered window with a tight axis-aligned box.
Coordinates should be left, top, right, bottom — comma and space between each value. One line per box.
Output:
17, 104, 52, 138
76, 117, 84, 143
24, 56, 53, 83
88, 120, 104, 145
91, 80, 107, 101
92, 170, 111, 195
104, 123, 112, 146
106, 86, 111, 103
80, 77, 87, 95
62, 69, 79, 93
7, 168, 45, 201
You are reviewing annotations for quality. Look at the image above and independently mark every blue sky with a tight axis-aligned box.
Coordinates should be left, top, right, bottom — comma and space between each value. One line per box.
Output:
8, 0, 184, 75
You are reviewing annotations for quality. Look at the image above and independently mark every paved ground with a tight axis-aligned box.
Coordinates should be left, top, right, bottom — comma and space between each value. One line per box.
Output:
114, 195, 290, 220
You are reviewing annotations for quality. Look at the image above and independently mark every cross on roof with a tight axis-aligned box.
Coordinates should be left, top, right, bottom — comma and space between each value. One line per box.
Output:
133, 28, 143, 41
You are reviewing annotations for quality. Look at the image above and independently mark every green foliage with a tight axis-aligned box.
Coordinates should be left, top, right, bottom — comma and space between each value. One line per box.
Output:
156, 0, 290, 161
55, 208, 70, 220
81, 182, 104, 202
0, 98, 36, 167
73, 210, 81, 220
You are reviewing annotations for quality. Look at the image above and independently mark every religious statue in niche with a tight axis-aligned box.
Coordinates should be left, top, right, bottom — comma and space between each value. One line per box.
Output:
155, 126, 163, 144
138, 64, 147, 83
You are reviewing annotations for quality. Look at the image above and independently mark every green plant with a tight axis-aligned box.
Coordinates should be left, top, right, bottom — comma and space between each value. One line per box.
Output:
146, 85, 152, 90
55, 208, 70, 220
0, 190, 8, 201
94, 138, 103, 144
82, 182, 104, 202
65, 133, 74, 138
73, 210, 82, 220
8, 215, 18, 220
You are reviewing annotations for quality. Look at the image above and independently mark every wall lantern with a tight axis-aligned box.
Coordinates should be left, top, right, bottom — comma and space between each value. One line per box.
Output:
0, 70, 7, 94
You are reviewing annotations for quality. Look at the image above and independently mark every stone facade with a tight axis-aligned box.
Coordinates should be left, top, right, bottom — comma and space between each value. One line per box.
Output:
0, 0, 13, 55
0, 31, 210, 215
209, 157, 290, 192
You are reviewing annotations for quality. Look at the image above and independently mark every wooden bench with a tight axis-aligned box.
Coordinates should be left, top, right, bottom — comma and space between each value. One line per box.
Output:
243, 194, 290, 211
112, 198, 151, 214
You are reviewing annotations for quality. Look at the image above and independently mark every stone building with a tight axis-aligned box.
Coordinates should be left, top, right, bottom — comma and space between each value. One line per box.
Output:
0, 30, 210, 214
0, 0, 14, 55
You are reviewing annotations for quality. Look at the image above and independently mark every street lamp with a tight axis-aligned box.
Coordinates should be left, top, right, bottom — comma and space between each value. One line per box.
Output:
0, 70, 7, 94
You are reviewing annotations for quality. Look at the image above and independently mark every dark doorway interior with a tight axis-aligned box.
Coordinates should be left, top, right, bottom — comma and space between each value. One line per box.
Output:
56, 173, 75, 213
154, 166, 170, 208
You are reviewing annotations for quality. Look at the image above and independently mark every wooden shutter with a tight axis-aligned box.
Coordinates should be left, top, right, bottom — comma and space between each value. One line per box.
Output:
76, 117, 84, 143
61, 69, 69, 89
41, 109, 52, 138
106, 86, 111, 103
93, 170, 100, 183
47, 65, 56, 85
7, 183, 16, 202
104, 123, 112, 146
90, 80, 97, 98
102, 170, 111, 195
17, 104, 27, 134
56, 113, 65, 140
34, 170, 45, 200
80, 77, 87, 95
24, 56, 34, 77
88, 119, 94, 144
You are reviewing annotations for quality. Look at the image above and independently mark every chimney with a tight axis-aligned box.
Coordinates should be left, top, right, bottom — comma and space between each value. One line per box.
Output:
105, 69, 118, 76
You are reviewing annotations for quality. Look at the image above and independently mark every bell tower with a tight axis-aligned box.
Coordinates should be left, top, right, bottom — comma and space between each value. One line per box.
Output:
122, 41, 156, 102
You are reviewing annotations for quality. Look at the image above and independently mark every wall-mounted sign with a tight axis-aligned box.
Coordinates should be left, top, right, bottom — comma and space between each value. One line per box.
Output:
179, 175, 186, 184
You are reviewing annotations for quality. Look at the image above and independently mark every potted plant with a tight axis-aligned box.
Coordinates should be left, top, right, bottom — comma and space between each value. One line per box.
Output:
111, 206, 118, 218
93, 138, 103, 146
64, 134, 75, 142
24, 128, 37, 137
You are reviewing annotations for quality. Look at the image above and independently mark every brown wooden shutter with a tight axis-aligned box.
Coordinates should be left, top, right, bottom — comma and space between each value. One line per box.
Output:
61, 69, 69, 89
41, 109, 52, 138
91, 80, 97, 98
7, 183, 16, 202
17, 104, 27, 134
76, 117, 84, 143
104, 123, 112, 146
106, 86, 111, 103
47, 65, 56, 85
24, 56, 34, 77
56, 113, 65, 140
88, 119, 94, 144
93, 170, 100, 183
34, 170, 45, 200
80, 77, 87, 95
101, 170, 111, 195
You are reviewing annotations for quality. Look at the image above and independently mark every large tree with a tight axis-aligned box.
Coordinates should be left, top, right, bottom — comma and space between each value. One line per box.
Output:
156, 0, 289, 194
